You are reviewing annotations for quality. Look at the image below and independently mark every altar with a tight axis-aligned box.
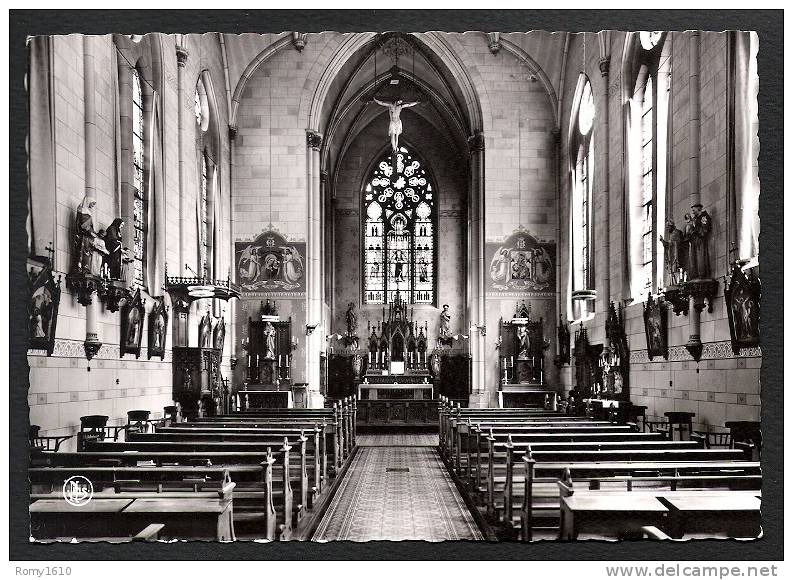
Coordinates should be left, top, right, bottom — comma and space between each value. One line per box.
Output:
358, 383, 433, 401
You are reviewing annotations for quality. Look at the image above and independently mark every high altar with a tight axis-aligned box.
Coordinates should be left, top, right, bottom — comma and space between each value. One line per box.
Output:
360, 291, 433, 401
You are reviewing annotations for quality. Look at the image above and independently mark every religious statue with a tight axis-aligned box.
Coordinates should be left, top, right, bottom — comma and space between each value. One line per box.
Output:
263, 321, 276, 359
685, 203, 712, 279
152, 313, 164, 350
517, 325, 530, 358
345, 302, 358, 337
74, 195, 106, 275
126, 305, 141, 346
373, 97, 420, 151
102, 218, 128, 281
439, 304, 451, 339
659, 218, 688, 285
213, 318, 226, 351
199, 312, 213, 348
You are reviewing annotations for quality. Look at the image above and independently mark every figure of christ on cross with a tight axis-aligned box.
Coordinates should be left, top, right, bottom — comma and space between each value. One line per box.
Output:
373, 97, 419, 152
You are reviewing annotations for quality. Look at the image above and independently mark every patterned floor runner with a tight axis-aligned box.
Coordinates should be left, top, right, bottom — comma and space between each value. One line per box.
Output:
357, 434, 439, 447
312, 447, 483, 541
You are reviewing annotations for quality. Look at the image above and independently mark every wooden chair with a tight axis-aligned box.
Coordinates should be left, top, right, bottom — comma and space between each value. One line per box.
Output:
77, 415, 110, 450
126, 410, 151, 437
29, 425, 72, 452
692, 430, 732, 449
664, 412, 695, 441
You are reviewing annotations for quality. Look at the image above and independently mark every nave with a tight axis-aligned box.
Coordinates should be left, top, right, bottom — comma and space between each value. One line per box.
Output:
29, 397, 761, 543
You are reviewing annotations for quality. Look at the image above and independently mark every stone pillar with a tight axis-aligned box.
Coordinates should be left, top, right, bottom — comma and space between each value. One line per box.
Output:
468, 131, 487, 407
686, 31, 703, 360
82, 36, 101, 359
176, 41, 189, 275
306, 131, 324, 408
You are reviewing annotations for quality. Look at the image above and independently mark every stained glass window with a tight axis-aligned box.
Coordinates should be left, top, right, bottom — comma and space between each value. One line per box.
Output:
640, 76, 654, 292
131, 67, 146, 289
363, 146, 435, 305
200, 154, 208, 277
572, 78, 594, 294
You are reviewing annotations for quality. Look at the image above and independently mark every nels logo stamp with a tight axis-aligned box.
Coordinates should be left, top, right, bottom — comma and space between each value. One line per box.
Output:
62, 475, 93, 506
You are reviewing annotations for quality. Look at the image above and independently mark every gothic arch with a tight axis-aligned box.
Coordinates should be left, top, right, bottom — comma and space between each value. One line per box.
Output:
228, 33, 294, 132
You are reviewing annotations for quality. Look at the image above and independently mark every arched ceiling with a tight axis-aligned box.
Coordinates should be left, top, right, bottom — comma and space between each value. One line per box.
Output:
318, 32, 477, 183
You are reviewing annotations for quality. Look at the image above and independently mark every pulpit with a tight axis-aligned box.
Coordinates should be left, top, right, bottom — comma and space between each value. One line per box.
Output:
172, 347, 222, 419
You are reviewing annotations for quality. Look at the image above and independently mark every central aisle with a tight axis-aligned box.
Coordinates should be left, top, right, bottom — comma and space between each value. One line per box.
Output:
312, 435, 483, 541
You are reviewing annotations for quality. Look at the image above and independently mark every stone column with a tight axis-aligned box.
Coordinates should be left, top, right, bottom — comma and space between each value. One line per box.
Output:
176, 41, 189, 276
306, 131, 324, 407
468, 131, 487, 407
82, 35, 101, 359
685, 31, 703, 361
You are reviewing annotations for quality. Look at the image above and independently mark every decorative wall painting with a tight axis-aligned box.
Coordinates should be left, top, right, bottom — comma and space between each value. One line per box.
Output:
236, 231, 306, 293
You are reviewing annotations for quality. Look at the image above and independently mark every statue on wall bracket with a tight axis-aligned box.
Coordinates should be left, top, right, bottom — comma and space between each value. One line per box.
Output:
198, 310, 213, 348
643, 293, 668, 361
120, 288, 146, 358
342, 302, 359, 349
724, 261, 761, 355
553, 314, 571, 369
147, 296, 169, 360
213, 316, 226, 352
27, 255, 62, 356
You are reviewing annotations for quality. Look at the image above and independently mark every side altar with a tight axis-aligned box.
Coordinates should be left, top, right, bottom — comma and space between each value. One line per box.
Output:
238, 300, 305, 409
497, 301, 556, 408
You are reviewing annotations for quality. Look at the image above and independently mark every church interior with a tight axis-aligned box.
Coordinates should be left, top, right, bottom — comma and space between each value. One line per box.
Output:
23, 29, 763, 543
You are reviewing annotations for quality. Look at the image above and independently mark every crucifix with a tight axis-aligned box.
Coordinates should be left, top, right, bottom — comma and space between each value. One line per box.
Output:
373, 97, 420, 153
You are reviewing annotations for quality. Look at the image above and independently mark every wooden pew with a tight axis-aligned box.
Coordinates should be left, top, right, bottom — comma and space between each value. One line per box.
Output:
129, 427, 326, 496
489, 439, 747, 528
184, 415, 346, 470
166, 421, 339, 473
30, 466, 241, 541
518, 457, 761, 541
32, 445, 294, 540
30, 496, 235, 542
81, 438, 311, 528
462, 429, 677, 494
557, 476, 762, 540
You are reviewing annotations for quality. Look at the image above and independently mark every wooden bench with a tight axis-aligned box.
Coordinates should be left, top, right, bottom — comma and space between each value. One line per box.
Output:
31, 446, 293, 540
82, 438, 313, 526
517, 458, 761, 541
558, 477, 762, 540
184, 416, 347, 468
126, 429, 326, 498
30, 496, 235, 542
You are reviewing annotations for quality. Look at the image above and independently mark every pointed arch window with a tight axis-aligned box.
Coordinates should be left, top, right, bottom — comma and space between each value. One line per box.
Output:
363, 146, 436, 305
629, 32, 670, 297
195, 76, 213, 278
569, 76, 596, 321
131, 66, 147, 289
200, 153, 209, 277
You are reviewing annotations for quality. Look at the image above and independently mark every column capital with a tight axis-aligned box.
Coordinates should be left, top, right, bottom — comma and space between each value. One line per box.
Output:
292, 32, 308, 52
306, 130, 323, 150
228, 124, 238, 140
487, 32, 502, 56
